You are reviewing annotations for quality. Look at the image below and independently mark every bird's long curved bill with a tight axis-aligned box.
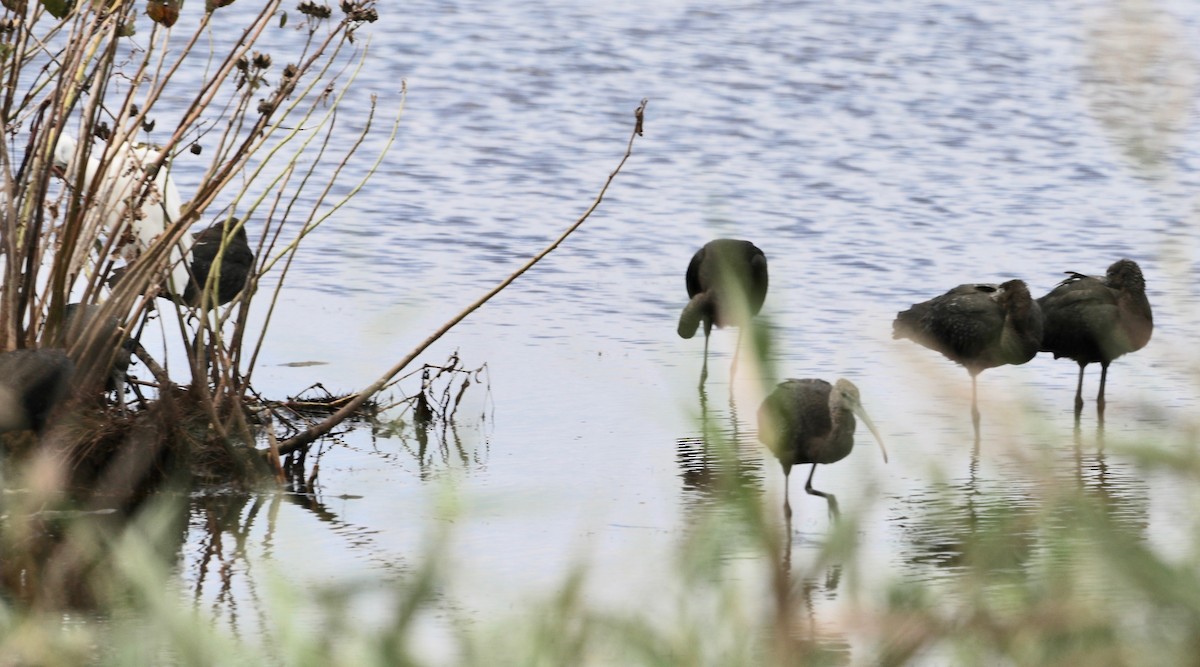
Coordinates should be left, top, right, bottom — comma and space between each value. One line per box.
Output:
854, 404, 888, 464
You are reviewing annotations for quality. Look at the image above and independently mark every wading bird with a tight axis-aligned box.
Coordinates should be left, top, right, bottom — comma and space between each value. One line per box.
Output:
0, 349, 74, 434
757, 378, 887, 518
110, 218, 255, 308
180, 218, 255, 307
1037, 259, 1152, 417
677, 239, 768, 384
53, 133, 194, 297
892, 279, 1043, 436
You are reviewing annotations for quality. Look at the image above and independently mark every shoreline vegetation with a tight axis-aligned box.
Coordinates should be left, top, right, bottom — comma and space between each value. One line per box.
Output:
2, 0, 643, 496
0, 0, 645, 617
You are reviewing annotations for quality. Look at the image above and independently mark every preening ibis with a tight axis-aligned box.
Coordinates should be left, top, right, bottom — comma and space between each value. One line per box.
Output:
180, 218, 255, 307
1037, 259, 1152, 416
757, 378, 887, 518
0, 349, 73, 434
678, 239, 768, 384
109, 218, 255, 308
892, 279, 1043, 435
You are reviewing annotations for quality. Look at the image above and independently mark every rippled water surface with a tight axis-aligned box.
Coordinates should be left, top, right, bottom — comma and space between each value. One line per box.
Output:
135, 0, 1200, 654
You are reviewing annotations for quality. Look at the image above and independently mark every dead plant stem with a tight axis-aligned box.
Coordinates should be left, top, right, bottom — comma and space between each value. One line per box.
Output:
275, 99, 648, 455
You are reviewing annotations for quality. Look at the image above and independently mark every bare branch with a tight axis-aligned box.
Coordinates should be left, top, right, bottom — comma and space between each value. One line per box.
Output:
275, 99, 649, 455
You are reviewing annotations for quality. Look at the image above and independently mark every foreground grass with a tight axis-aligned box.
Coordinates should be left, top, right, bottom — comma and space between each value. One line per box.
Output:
1, 423, 1198, 666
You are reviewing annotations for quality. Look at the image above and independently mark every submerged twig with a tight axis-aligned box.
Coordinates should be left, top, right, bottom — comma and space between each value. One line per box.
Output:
275, 99, 649, 455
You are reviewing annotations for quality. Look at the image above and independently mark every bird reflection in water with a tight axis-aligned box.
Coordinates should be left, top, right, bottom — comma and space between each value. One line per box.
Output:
893, 422, 1149, 581
675, 380, 765, 521
767, 505, 851, 664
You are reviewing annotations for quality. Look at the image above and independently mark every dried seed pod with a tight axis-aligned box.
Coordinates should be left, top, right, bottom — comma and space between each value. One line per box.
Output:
146, 0, 181, 27
298, 1, 330, 19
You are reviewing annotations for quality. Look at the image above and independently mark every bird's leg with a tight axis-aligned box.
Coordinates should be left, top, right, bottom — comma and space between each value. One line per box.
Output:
1074, 363, 1086, 414
970, 375, 981, 441
804, 463, 840, 519
783, 468, 792, 520
699, 332, 710, 388
730, 328, 743, 382
1096, 361, 1110, 418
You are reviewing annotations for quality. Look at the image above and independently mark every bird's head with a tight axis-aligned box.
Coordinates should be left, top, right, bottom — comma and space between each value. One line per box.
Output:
995, 279, 1035, 312
1105, 259, 1145, 291
832, 378, 888, 464
995, 279, 1031, 301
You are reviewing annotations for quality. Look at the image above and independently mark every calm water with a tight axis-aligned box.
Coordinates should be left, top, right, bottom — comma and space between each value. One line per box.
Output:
96, 0, 1200, 655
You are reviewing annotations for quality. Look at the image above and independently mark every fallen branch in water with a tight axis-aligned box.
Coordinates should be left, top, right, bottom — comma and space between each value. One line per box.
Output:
275, 99, 648, 456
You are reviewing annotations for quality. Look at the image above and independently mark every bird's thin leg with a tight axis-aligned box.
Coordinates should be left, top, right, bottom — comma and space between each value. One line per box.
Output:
1074, 363, 1086, 414
699, 333, 710, 388
970, 375, 981, 441
804, 463, 839, 519
1097, 361, 1110, 420
730, 328, 743, 382
1099, 359, 1108, 405
783, 469, 792, 520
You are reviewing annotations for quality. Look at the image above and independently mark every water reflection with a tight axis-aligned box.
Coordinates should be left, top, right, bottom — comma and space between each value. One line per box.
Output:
675, 382, 765, 521
187, 487, 411, 629
388, 420, 487, 482
773, 511, 851, 664
0, 502, 187, 610
892, 427, 1149, 581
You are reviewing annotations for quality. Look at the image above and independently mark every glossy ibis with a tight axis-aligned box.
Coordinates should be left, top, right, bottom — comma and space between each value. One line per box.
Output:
180, 218, 255, 307
893, 279, 1044, 435
1037, 259, 1152, 415
0, 349, 73, 434
53, 134, 195, 295
757, 378, 887, 518
110, 218, 254, 308
678, 239, 768, 383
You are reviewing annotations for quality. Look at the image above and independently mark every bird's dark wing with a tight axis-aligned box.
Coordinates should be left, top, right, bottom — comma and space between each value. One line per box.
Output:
185, 223, 255, 306
758, 379, 833, 465
919, 289, 1005, 361
685, 246, 706, 298
1038, 279, 1120, 358
746, 249, 769, 316
894, 285, 1001, 359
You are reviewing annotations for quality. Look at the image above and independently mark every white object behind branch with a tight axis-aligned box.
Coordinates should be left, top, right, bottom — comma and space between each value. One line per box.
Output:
54, 134, 194, 295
